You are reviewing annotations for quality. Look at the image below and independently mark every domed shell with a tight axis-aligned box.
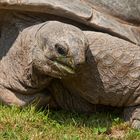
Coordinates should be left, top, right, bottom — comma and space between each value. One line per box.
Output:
0, 0, 140, 45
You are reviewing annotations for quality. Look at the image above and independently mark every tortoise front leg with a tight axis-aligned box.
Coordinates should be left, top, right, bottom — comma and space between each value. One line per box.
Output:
124, 106, 140, 129
49, 79, 96, 113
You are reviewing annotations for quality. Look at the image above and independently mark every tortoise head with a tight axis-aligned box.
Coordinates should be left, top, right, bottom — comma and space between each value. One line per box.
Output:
33, 21, 88, 78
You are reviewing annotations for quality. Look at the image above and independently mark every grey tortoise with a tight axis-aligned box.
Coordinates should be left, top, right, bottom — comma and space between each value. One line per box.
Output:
0, 0, 140, 129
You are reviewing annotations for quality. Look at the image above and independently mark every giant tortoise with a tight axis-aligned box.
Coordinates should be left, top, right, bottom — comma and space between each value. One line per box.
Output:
0, 0, 140, 129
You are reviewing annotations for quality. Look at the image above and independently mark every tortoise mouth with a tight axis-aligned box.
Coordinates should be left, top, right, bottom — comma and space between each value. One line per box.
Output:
53, 60, 75, 74
46, 56, 76, 78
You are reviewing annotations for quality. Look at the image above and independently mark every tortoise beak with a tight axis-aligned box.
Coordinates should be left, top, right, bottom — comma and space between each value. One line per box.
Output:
51, 56, 75, 75
55, 56, 75, 69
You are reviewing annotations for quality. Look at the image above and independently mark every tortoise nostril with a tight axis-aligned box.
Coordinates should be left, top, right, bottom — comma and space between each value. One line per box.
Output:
55, 43, 68, 56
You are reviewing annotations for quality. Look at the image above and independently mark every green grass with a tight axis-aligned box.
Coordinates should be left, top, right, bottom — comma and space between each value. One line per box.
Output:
0, 105, 140, 140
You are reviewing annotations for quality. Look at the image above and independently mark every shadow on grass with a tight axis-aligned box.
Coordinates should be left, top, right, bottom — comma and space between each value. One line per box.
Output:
41, 106, 124, 131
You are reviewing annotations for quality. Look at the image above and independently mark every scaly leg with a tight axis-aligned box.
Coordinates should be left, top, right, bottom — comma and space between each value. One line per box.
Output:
124, 106, 140, 129
49, 79, 96, 113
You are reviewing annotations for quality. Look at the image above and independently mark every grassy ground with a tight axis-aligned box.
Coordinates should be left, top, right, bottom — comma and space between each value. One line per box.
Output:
0, 105, 140, 140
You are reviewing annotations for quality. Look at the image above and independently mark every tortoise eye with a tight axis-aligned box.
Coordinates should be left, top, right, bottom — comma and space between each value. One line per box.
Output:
55, 43, 68, 56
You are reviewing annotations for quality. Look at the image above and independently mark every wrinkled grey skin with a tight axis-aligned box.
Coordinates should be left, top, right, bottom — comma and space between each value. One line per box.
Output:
0, 0, 140, 129
0, 21, 88, 107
